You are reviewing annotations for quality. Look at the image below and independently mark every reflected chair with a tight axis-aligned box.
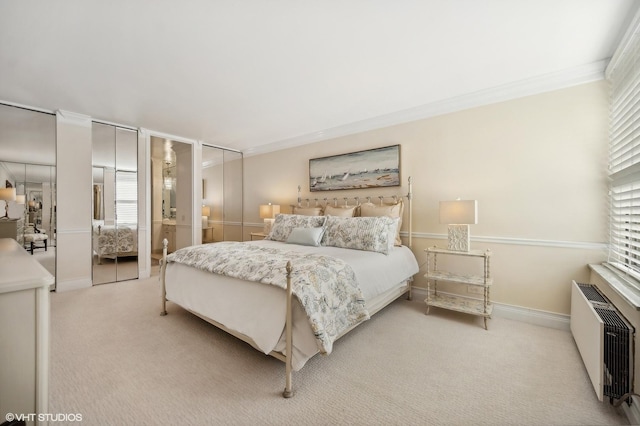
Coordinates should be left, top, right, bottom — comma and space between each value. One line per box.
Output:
23, 223, 48, 254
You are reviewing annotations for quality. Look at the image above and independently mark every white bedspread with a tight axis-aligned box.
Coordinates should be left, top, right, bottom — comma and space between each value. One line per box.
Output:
164, 240, 419, 370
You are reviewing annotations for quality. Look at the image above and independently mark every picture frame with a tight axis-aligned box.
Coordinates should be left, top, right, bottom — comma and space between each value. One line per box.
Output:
309, 144, 400, 192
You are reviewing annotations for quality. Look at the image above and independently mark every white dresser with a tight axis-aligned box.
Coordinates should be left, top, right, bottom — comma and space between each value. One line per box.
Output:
0, 238, 53, 425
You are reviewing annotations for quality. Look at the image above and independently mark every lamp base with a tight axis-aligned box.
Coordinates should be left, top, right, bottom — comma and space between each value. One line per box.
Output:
447, 224, 470, 251
263, 218, 275, 235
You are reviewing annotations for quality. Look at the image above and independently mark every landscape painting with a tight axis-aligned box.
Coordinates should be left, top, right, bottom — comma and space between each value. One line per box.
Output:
309, 145, 400, 191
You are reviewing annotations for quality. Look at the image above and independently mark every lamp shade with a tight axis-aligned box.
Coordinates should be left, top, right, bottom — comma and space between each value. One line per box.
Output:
439, 200, 477, 225
15, 194, 25, 204
202, 206, 211, 216
259, 203, 280, 219
0, 188, 16, 202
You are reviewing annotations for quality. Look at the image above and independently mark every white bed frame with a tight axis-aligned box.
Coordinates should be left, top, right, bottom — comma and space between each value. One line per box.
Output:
160, 177, 414, 398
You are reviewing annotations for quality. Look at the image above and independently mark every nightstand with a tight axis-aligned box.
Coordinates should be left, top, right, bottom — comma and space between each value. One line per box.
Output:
424, 246, 493, 330
250, 232, 267, 241
202, 226, 214, 243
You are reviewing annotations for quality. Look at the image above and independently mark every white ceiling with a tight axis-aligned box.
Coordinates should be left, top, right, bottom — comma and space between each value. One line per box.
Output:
0, 1, 638, 156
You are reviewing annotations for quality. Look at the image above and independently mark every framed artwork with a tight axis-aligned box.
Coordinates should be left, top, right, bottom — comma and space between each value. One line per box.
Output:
309, 144, 400, 192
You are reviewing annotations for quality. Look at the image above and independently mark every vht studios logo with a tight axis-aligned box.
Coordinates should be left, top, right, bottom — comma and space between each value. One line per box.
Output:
5, 413, 83, 422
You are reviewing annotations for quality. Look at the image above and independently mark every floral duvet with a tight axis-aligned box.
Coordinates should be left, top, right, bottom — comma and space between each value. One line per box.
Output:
166, 241, 370, 354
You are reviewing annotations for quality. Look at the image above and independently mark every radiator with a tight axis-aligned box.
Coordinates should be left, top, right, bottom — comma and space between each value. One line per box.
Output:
570, 281, 634, 403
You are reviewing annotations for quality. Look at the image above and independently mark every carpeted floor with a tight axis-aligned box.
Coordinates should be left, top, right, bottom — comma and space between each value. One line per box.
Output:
49, 274, 629, 425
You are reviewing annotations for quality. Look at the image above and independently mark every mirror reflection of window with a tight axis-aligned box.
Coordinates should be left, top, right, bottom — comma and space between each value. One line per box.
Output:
91, 122, 138, 285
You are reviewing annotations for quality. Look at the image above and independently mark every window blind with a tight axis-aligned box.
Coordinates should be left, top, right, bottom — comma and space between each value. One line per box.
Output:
608, 22, 640, 281
116, 171, 137, 225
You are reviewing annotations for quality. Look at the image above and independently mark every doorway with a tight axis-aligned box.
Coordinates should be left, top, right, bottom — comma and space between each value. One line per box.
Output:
150, 137, 193, 264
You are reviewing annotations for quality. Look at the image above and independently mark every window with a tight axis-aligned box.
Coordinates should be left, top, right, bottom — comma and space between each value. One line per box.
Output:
608, 17, 640, 283
116, 170, 137, 225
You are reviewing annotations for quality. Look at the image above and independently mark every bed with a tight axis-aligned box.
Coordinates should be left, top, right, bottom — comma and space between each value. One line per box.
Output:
92, 222, 138, 264
160, 177, 418, 397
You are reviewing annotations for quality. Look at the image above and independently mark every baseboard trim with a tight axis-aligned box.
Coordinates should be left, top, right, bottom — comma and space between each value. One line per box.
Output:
411, 287, 570, 331
55, 278, 91, 292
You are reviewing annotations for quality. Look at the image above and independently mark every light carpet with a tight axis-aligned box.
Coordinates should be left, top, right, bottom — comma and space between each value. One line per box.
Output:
50, 274, 629, 425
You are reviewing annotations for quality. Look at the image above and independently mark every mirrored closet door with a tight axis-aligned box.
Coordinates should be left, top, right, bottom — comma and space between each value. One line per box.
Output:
0, 103, 56, 284
92, 122, 138, 284
202, 145, 243, 242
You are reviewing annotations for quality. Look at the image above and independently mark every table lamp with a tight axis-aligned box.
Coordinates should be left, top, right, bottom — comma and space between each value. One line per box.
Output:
259, 203, 280, 234
439, 199, 477, 251
202, 205, 211, 229
0, 188, 16, 219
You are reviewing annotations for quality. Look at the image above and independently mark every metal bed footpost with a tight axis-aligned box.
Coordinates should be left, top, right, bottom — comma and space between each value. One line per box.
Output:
283, 261, 294, 398
160, 238, 168, 316
407, 176, 413, 301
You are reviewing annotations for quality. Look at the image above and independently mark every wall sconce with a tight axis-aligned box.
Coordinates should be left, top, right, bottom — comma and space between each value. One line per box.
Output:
15, 195, 25, 205
439, 199, 478, 252
202, 205, 211, 229
163, 176, 173, 190
259, 203, 280, 234
0, 188, 16, 219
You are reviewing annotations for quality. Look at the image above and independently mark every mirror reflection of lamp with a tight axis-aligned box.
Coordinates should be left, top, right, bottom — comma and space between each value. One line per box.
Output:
259, 203, 280, 234
163, 176, 172, 190
201, 205, 211, 229
0, 188, 16, 219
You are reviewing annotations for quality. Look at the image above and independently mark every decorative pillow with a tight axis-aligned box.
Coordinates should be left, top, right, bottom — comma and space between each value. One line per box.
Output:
286, 227, 326, 247
360, 200, 404, 246
292, 206, 324, 216
265, 214, 327, 242
322, 215, 398, 255
324, 204, 359, 217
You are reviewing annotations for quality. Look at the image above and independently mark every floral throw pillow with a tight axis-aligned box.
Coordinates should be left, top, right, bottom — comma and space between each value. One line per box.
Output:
322, 215, 398, 255
360, 200, 404, 246
265, 214, 327, 242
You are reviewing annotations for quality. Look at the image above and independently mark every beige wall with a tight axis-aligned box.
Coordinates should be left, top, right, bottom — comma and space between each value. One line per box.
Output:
244, 81, 609, 315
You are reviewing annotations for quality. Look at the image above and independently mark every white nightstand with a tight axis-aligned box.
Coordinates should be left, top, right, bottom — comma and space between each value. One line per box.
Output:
424, 246, 493, 330
250, 232, 267, 241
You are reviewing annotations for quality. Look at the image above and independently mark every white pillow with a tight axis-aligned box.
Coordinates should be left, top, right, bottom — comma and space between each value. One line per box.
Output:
292, 206, 324, 216
286, 227, 326, 247
324, 204, 359, 217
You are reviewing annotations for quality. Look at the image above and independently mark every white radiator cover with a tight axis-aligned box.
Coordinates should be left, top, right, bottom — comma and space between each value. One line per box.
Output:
570, 280, 634, 403
570, 280, 605, 401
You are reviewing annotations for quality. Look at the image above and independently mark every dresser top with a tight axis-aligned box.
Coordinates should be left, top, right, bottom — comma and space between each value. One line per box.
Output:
0, 238, 54, 294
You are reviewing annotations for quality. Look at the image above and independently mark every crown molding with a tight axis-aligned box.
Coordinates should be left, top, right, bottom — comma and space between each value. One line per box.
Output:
243, 60, 608, 158
56, 110, 91, 127
606, 3, 640, 77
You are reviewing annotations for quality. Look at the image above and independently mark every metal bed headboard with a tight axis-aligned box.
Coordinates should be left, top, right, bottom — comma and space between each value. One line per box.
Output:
290, 176, 413, 248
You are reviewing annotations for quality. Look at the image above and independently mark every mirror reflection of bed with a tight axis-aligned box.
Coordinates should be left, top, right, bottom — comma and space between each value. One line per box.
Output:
91, 122, 139, 285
